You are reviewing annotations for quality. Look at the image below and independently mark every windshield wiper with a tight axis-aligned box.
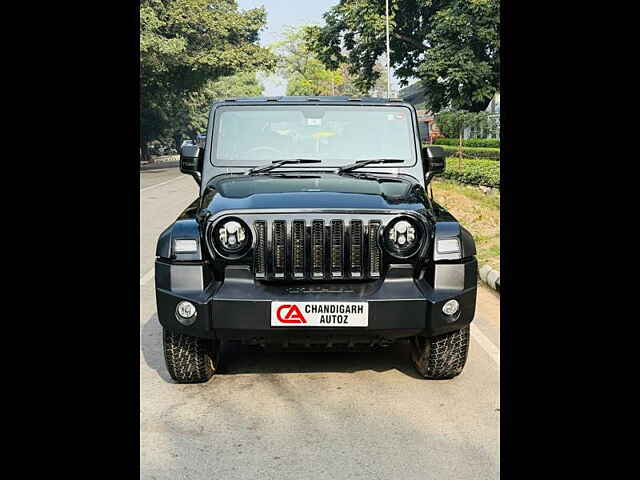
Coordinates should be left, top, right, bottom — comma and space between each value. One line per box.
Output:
247, 159, 322, 175
337, 158, 404, 173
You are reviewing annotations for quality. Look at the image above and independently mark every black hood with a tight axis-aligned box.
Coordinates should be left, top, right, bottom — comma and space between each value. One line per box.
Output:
201, 172, 428, 214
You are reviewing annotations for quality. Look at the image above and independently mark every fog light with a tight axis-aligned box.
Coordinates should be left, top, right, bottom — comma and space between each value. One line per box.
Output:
442, 299, 459, 316
176, 301, 197, 325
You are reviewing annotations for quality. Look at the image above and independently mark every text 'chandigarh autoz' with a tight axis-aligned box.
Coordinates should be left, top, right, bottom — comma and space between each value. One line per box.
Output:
155, 96, 477, 383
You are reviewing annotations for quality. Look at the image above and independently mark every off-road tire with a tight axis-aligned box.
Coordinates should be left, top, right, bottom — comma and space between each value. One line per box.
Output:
163, 329, 220, 383
411, 326, 470, 379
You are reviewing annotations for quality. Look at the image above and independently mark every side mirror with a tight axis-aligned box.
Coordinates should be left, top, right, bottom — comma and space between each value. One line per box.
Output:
180, 141, 202, 185
423, 146, 446, 174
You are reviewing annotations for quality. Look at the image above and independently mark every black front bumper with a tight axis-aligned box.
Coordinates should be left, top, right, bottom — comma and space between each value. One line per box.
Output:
155, 260, 477, 342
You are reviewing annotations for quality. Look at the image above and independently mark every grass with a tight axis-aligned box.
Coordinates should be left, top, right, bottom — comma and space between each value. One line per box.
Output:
430, 178, 500, 271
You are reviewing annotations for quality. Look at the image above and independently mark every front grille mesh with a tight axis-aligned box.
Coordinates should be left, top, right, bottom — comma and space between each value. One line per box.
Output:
254, 221, 266, 279
350, 220, 363, 278
253, 218, 382, 280
273, 221, 286, 278
311, 220, 324, 279
368, 221, 381, 278
292, 220, 305, 278
330, 220, 344, 278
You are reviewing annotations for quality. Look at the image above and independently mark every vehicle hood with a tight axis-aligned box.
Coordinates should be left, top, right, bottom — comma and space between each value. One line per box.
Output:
201, 172, 428, 215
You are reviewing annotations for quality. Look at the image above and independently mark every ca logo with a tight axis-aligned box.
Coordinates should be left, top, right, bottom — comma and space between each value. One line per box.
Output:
276, 304, 307, 324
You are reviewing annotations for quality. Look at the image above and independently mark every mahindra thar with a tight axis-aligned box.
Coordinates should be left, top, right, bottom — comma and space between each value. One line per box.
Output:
155, 96, 477, 383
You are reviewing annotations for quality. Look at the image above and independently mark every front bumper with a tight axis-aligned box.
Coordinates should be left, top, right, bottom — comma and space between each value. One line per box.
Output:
155, 260, 477, 342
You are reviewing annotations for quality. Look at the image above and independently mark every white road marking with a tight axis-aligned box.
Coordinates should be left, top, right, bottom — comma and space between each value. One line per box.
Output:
471, 324, 500, 367
140, 175, 183, 193
140, 268, 154, 286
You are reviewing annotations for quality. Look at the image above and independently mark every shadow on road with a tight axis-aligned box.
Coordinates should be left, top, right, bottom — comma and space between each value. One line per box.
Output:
141, 313, 174, 383
141, 313, 423, 382
221, 342, 423, 379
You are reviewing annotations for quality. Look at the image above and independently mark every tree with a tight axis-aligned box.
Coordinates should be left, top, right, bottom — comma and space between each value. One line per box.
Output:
309, 0, 499, 112
140, 0, 277, 160
273, 26, 367, 97
434, 110, 495, 165
167, 71, 265, 150
368, 57, 394, 97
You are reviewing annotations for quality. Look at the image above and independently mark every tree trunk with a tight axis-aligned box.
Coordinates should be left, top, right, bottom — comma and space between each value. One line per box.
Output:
141, 142, 151, 163
140, 129, 152, 163
458, 126, 463, 168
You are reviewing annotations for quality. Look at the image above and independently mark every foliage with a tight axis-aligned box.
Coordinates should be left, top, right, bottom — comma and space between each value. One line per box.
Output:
309, 0, 499, 112
367, 57, 397, 97
437, 145, 500, 160
434, 110, 495, 138
440, 157, 500, 187
273, 26, 367, 96
433, 110, 496, 164
174, 71, 265, 144
434, 137, 499, 148
140, 0, 277, 158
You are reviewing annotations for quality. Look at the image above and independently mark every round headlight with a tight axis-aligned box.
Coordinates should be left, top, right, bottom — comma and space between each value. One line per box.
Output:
381, 217, 424, 258
211, 218, 251, 258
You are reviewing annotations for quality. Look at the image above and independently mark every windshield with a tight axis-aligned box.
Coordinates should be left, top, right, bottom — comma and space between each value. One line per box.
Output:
211, 105, 417, 168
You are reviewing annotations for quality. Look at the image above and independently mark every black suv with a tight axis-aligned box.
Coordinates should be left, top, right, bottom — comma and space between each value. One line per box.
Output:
155, 96, 477, 383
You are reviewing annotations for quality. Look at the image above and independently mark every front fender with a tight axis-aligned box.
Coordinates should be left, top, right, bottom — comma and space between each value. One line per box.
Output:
433, 222, 476, 261
156, 198, 203, 262
156, 219, 203, 261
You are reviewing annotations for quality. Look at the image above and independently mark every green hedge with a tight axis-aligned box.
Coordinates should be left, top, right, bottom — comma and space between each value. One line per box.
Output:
441, 157, 500, 188
438, 145, 500, 161
434, 138, 500, 148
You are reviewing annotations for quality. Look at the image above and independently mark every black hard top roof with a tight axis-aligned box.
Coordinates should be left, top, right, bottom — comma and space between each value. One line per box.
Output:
215, 96, 407, 104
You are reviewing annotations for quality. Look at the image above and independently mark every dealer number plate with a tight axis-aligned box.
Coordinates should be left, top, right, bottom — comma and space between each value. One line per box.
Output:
271, 302, 368, 327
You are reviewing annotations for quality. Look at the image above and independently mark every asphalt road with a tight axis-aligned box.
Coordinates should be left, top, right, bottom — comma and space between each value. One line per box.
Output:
140, 168, 500, 479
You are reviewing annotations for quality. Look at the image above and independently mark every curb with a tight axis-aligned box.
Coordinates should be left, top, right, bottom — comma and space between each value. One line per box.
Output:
140, 160, 179, 171
479, 264, 500, 293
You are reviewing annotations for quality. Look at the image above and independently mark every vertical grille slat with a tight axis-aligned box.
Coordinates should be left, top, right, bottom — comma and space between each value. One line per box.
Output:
252, 217, 384, 281
292, 221, 305, 279
273, 221, 286, 278
368, 221, 381, 278
350, 220, 363, 278
330, 220, 344, 278
311, 220, 325, 279
254, 221, 266, 278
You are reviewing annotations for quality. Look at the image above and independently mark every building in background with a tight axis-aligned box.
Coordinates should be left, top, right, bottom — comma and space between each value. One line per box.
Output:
399, 82, 500, 141
398, 81, 438, 143
486, 92, 500, 137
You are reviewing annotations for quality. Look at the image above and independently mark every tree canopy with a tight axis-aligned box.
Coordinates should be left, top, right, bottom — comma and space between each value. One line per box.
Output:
140, 0, 277, 156
309, 0, 499, 112
272, 26, 368, 97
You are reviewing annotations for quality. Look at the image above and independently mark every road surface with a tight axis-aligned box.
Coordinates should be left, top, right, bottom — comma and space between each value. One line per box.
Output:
140, 168, 500, 479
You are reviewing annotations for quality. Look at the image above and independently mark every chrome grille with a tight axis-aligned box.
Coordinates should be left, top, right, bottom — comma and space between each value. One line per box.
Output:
254, 218, 383, 281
